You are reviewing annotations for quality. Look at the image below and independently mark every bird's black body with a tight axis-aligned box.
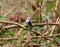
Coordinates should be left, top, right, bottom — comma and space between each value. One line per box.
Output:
28, 21, 33, 29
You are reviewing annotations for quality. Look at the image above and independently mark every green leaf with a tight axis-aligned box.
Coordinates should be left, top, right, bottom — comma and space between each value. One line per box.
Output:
1, 29, 8, 37
0, 15, 7, 21
57, 28, 60, 33
33, 26, 44, 31
0, 0, 5, 6
46, 1, 54, 12
43, 15, 51, 21
0, 0, 3, 4
56, 38, 60, 43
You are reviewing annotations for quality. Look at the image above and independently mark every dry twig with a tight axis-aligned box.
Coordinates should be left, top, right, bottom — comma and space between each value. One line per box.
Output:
0, 38, 18, 41
16, 28, 23, 38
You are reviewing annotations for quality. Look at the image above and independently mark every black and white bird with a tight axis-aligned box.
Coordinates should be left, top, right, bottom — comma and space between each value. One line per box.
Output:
25, 17, 40, 35
25, 17, 32, 29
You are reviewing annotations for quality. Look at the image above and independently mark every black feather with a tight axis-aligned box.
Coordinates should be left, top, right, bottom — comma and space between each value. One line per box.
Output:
28, 21, 33, 29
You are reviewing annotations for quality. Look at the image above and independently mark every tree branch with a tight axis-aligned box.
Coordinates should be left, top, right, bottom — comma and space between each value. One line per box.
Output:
0, 21, 26, 29
0, 38, 18, 41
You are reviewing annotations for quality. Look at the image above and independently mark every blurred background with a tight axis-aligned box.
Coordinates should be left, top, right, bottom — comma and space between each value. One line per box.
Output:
0, 0, 60, 47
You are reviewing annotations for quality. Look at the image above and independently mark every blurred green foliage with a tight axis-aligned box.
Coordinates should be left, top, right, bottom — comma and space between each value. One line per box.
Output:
0, 15, 7, 21
46, 0, 56, 12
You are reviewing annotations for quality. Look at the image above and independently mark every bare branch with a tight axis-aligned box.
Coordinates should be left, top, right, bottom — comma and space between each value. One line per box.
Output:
2, 22, 60, 29
0, 38, 18, 41
0, 21, 26, 29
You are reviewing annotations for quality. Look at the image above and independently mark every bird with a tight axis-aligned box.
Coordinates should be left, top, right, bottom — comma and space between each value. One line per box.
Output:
25, 17, 33, 29
25, 17, 40, 35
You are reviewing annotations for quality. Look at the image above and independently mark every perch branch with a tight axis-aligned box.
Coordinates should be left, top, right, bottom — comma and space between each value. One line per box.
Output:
0, 21, 26, 29
2, 22, 60, 29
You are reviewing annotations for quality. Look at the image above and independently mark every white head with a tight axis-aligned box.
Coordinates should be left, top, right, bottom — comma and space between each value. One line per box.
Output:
25, 17, 30, 23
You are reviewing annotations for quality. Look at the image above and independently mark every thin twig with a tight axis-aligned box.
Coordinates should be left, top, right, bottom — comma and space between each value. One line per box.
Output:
3, 5, 20, 17
24, 34, 60, 39
28, 43, 45, 46
33, 22, 60, 26
31, 7, 40, 17
22, 32, 32, 47
15, 28, 23, 38
3, 25, 19, 29
0, 38, 18, 41
49, 17, 59, 36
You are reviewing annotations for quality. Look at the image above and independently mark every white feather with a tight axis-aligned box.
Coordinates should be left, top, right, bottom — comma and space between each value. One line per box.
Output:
25, 17, 30, 23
